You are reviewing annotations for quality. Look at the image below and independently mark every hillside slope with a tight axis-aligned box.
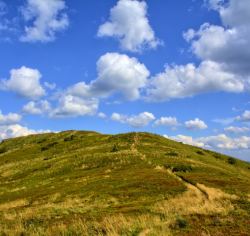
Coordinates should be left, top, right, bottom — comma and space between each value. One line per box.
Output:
0, 131, 249, 235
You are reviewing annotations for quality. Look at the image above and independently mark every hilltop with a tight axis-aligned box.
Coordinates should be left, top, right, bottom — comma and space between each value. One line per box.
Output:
0, 131, 249, 235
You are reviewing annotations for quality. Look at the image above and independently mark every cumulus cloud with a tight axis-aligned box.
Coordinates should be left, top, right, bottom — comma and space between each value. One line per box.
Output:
236, 110, 250, 122
164, 134, 205, 148
22, 100, 51, 115
0, 124, 52, 140
0, 66, 46, 99
97, 112, 107, 119
224, 126, 250, 134
50, 95, 98, 118
20, 0, 69, 42
98, 0, 160, 52
199, 134, 250, 150
154, 116, 179, 127
185, 118, 208, 130
0, 111, 22, 125
69, 53, 150, 101
111, 111, 155, 128
146, 60, 244, 101
167, 133, 250, 151
185, 0, 250, 77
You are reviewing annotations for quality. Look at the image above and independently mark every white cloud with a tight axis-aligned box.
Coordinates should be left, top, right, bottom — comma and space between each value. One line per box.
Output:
146, 60, 243, 101
20, 0, 69, 42
185, 0, 250, 77
164, 134, 205, 148
44, 82, 56, 90
0, 124, 51, 140
0, 111, 22, 125
154, 116, 179, 127
167, 133, 250, 150
236, 110, 250, 122
97, 112, 107, 119
1, 66, 46, 99
68, 53, 150, 101
199, 134, 250, 150
22, 100, 51, 115
224, 126, 250, 134
212, 117, 235, 126
185, 118, 208, 130
50, 95, 98, 118
98, 0, 160, 52
111, 111, 155, 128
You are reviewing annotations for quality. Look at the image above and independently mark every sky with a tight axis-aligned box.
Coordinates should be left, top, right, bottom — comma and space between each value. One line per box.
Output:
0, 0, 250, 161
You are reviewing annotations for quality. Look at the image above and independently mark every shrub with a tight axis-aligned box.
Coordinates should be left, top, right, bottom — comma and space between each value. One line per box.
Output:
41, 142, 58, 151
0, 147, 7, 154
228, 157, 237, 165
111, 144, 119, 152
172, 165, 192, 173
176, 217, 188, 229
196, 150, 204, 155
64, 135, 75, 142
166, 151, 178, 157
213, 153, 222, 159
37, 138, 46, 144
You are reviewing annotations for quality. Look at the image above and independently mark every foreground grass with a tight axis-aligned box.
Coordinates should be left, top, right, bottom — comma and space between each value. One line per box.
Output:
0, 131, 249, 235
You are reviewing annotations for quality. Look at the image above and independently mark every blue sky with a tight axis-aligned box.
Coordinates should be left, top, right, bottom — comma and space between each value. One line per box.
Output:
0, 0, 250, 161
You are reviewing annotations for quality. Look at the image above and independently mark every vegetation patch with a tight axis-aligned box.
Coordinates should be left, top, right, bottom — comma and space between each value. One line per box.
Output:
41, 142, 58, 151
228, 157, 237, 165
0, 131, 249, 235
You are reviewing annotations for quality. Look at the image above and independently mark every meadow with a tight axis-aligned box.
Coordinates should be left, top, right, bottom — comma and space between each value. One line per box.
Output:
0, 131, 249, 235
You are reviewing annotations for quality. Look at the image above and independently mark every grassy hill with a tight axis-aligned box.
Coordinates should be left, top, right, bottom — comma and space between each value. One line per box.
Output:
0, 131, 249, 236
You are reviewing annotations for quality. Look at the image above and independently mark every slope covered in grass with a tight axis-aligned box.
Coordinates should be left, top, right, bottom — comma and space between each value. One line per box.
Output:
0, 131, 249, 235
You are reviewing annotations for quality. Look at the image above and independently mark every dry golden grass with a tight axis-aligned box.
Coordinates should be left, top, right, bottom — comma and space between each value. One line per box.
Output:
0, 199, 29, 211
155, 183, 235, 217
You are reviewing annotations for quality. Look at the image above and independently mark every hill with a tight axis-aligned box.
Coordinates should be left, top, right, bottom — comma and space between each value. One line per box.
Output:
0, 131, 249, 235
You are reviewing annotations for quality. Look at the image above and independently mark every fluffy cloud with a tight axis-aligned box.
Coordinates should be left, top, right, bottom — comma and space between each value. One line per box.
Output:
69, 53, 149, 101
50, 95, 98, 118
167, 133, 250, 150
20, 0, 69, 42
224, 126, 250, 133
185, 0, 250, 77
97, 112, 107, 119
236, 110, 250, 122
1, 66, 46, 99
199, 134, 250, 150
0, 111, 22, 125
146, 60, 244, 101
22, 100, 51, 115
185, 118, 208, 130
98, 0, 160, 52
0, 124, 51, 140
111, 112, 155, 128
164, 134, 205, 148
154, 116, 179, 127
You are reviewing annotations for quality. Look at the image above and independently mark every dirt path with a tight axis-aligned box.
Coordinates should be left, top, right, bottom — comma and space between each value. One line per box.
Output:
130, 133, 146, 160
174, 173, 209, 200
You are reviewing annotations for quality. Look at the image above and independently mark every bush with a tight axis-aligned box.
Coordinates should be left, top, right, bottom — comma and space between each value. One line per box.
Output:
228, 157, 237, 165
41, 142, 58, 151
166, 151, 178, 157
111, 144, 119, 152
176, 217, 188, 229
64, 135, 75, 142
0, 147, 7, 154
213, 153, 222, 159
172, 165, 192, 173
196, 150, 204, 155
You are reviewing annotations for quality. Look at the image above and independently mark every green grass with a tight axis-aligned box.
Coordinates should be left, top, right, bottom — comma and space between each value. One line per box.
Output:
0, 131, 249, 235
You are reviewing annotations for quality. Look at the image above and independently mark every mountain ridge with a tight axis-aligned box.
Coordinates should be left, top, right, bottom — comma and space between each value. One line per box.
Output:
0, 130, 249, 235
